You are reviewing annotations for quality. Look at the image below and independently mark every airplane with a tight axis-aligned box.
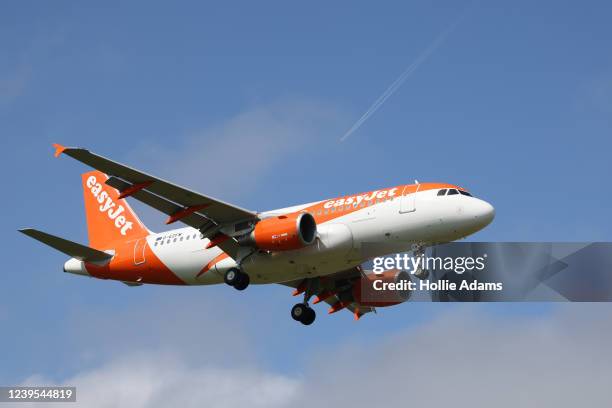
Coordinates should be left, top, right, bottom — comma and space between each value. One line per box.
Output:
19, 144, 495, 325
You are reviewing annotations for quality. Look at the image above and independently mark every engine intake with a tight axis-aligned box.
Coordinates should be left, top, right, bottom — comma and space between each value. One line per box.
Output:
241, 212, 317, 251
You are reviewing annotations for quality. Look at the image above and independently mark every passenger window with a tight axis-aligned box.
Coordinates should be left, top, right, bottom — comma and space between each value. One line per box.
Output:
459, 190, 472, 197
437, 189, 447, 196
448, 189, 459, 195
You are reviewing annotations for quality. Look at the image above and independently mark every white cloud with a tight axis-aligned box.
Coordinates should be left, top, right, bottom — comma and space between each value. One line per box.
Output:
294, 304, 612, 408
15, 304, 612, 407
60, 288, 258, 369
130, 99, 344, 200
21, 353, 300, 408
120, 98, 344, 229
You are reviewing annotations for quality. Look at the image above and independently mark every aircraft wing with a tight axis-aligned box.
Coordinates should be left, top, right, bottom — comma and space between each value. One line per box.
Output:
53, 144, 259, 258
281, 266, 376, 320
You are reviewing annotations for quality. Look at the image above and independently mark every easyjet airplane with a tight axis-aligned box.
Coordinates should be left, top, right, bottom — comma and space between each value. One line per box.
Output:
20, 144, 494, 325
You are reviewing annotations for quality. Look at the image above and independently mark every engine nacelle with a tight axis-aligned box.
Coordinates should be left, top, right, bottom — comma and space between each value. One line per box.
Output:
352, 269, 412, 307
241, 212, 317, 251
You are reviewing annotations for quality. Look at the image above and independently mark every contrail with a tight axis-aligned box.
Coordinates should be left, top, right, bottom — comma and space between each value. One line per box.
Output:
340, 11, 469, 142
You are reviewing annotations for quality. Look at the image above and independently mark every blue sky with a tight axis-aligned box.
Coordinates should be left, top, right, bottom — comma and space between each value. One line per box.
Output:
1, 1, 612, 405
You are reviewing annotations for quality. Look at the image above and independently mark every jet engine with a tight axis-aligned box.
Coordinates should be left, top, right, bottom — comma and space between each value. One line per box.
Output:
240, 212, 317, 251
352, 269, 412, 307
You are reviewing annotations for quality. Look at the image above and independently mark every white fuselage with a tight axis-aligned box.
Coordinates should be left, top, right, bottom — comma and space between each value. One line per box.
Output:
138, 185, 494, 285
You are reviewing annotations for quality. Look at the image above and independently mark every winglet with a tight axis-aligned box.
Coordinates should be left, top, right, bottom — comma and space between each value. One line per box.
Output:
52, 143, 67, 158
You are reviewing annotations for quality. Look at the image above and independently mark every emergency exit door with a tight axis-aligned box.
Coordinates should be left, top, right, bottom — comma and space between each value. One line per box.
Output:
133, 238, 147, 265
399, 183, 419, 213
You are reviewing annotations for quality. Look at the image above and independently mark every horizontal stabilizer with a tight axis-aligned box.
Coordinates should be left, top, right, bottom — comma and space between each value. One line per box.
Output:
18, 228, 113, 262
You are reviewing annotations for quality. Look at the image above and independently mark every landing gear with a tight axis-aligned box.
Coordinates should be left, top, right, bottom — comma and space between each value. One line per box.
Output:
290, 278, 317, 325
414, 265, 429, 280
412, 243, 429, 280
291, 303, 316, 325
224, 268, 250, 291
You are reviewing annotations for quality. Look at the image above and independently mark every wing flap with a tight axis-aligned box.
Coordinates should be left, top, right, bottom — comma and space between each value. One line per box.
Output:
281, 267, 375, 320
19, 228, 112, 262
106, 177, 218, 234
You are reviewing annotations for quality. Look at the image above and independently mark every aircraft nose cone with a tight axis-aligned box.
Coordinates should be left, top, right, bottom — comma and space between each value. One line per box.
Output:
473, 199, 495, 228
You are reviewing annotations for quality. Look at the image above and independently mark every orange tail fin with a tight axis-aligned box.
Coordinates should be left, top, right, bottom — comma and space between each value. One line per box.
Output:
82, 170, 150, 250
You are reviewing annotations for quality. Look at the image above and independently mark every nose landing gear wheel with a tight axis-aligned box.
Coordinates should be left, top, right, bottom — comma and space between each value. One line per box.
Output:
291, 303, 316, 325
224, 268, 250, 291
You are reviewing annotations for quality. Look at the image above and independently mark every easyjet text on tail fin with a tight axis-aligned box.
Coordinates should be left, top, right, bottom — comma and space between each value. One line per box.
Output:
82, 170, 150, 249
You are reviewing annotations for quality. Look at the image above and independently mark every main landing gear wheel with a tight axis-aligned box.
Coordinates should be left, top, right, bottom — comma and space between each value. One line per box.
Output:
291, 303, 316, 325
224, 268, 250, 291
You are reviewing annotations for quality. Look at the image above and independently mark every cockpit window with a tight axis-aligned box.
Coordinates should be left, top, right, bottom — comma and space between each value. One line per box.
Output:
439, 188, 472, 197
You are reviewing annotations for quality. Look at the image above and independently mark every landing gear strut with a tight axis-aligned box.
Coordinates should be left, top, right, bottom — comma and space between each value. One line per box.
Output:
224, 268, 250, 291
412, 243, 429, 280
291, 279, 317, 325
291, 303, 316, 325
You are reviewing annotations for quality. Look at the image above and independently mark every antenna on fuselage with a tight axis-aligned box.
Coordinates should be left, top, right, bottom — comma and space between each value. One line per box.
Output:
414, 179, 419, 184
